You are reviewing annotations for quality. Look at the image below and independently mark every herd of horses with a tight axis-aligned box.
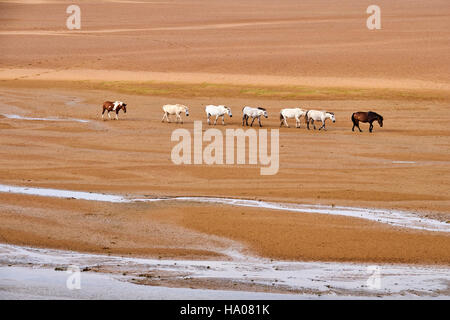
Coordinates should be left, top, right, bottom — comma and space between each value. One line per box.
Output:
102, 101, 384, 132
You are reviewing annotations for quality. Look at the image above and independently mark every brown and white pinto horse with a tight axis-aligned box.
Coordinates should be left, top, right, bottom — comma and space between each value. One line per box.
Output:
351, 111, 383, 133
102, 101, 127, 120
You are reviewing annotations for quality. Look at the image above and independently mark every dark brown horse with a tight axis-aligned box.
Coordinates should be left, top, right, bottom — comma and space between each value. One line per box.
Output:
102, 101, 127, 120
351, 111, 383, 133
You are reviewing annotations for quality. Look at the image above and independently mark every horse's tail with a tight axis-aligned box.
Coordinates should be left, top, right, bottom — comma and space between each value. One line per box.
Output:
304, 110, 309, 123
351, 112, 356, 124
280, 112, 283, 121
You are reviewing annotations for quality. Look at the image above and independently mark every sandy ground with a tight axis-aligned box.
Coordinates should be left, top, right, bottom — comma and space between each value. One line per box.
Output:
0, 0, 449, 298
0, 86, 449, 265
2, 192, 450, 265
1, 0, 449, 85
1, 87, 449, 216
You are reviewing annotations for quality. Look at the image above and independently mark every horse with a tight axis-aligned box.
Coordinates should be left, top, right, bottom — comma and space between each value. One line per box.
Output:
205, 105, 232, 125
351, 111, 383, 133
102, 101, 127, 120
242, 106, 268, 127
280, 108, 307, 128
161, 104, 189, 124
305, 110, 336, 131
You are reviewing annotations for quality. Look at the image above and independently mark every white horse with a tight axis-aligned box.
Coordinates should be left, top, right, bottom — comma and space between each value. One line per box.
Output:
305, 110, 336, 130
161, 104, 189, 123
205, 105, 232, 125
242, 106, 268, 127
280, 108, 307, 128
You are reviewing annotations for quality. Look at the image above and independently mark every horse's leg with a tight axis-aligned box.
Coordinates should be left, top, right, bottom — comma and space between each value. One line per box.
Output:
222, 115, 225, 125
108, 111, 111, 120
353, 119, 362, 132
102, 108, 106, 120
242, 115, 246, 126
306, 118, 310, 130
352, 116, 360, 132
178, 112, 183, 124
250, 117, 256, 127
115, 110, 119, 120
258, 117, 262, 127
279, 116, 284, 127
284, 117, 289, 128
162, 112, 167, 122
355, 119, 362, 132
312, 119, 316, 130
318, 118, 326, 131
295, 116, 300, 128
369, 121, 373, 133
214, 115, 219, 125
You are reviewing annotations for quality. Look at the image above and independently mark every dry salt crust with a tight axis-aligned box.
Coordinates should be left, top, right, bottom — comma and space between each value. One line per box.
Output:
392, 161, 416, 164
1, 114, 89, 123
0, 244, 449, 299
0, 184, 449, 233
0, 266, 305, 300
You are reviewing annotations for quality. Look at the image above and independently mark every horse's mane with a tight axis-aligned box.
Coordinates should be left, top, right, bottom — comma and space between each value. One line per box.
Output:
326, 111, 334, 115
368, 111, 383, 119
258, 107, 266, 111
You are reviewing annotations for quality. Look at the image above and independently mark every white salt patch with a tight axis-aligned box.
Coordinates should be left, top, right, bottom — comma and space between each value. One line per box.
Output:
0, 266, 304, 300
0, 184, 127, 203
0, 244, 448, 299
0, 184, 449, 233
65, 98, 84, 107
1, 114, 89, 123
392, 161, 416, 164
